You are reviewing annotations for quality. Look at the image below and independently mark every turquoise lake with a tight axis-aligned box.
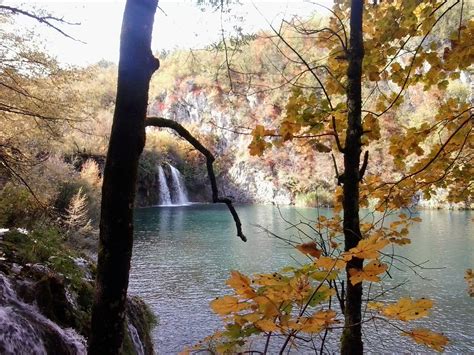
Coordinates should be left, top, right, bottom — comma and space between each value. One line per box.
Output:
129, 204, 473, 353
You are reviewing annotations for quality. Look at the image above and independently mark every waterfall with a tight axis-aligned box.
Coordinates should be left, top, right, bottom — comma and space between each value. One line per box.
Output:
168, 164, 189, 205
158, 165, 172, 205
157, 164, 190, 206
127, 322, 144, 355
0, 273, 87, 354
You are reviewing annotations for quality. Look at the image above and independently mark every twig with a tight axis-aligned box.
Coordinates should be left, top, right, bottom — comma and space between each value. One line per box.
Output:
0, 5, 82, 42
332, 116, 345, 153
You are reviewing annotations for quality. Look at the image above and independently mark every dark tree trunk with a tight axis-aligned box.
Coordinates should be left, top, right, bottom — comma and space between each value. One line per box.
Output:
341, 1, 364, 354
88, 1, 159, 354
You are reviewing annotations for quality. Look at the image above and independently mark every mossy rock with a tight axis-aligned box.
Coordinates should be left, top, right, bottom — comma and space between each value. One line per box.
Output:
125, 296, 157, 355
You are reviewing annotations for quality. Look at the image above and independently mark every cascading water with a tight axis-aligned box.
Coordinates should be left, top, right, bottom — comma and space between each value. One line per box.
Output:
158, 165, 172, 205
168, 164, 189, 205
157, 164, 190, 206
127, 322, 144, 355
0, 273, 87, 355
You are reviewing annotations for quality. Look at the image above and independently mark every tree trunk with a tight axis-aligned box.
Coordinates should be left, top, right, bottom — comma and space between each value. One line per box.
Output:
88, 1, 159, 354
341, 1, 364, 354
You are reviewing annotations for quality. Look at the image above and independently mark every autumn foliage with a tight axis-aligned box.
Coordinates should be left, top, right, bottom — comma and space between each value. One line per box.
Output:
190, 0, 472, 353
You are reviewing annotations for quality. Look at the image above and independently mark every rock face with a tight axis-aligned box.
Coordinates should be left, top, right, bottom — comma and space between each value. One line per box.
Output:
0, 229, 155, 355
138, 88, 299, 206
227, 160, 292, 205
0, 271, 87, 355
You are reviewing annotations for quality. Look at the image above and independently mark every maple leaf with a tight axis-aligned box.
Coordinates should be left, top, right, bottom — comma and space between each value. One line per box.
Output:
255, 319, 279, 332
248, 138, 267, 156
210, 296, 248, 315
349, 260, 388, 285
382, 297, 433, 321
253, 296, 280, 317
241, 312, 261, 323
291, 310, 337, 333
404, 328, 449, 352
315, 256, 346, 270
253, 273, 288, 286
295, 241, 322, 258
226, 270, 256, 298
280, 120, 301, 141
344, 235, 389, 260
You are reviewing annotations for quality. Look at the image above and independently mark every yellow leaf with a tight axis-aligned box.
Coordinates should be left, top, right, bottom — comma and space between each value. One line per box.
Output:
310, 270, 338, 281
404, 328, 449, 352
298, 310, 337, 333
349, 260, 387, 285
253, 296, 280, 317
280, 120, 301, 141
248, 137, 267, 156
226, 271, 256, 298
210, 296, 248, 315
367, 301, 384, 311
253, 124, 266, 137
363, 113, 381, 140
344, 235, 389, 260
382, 297, 433, 321
253, 273, 287, 286
389, 237, 411, 245
295, 242, 322, 258
255, 319, 279, 332
242, 312, 261, 323
315, 256, 346, 271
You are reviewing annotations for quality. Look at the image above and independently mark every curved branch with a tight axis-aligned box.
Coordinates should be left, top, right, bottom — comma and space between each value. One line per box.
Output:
145, 116, 247, 242
310, 1, 349, 48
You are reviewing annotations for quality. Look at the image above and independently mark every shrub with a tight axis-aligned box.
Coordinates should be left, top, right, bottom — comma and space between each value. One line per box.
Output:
0, 184, 44, 228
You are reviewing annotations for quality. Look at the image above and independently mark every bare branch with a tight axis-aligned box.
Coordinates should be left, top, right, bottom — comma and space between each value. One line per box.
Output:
332, 115, 345, 153
332, 153, 341, 186
268, 22, 334, 110
359, 151, 369, 181
0, 5, 83, 42
145, 116, 247, 242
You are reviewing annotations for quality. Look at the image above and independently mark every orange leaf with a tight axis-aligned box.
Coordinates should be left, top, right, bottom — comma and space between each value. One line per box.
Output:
226, 270, 256, 298
210, 296, 248, 315
349, 260, 387, 285
295, 310, 337, 333
404, 328, 448, 352
382, 297, 433, 321
255, 319, 279, 332
344, 235, 389, 260
296, 242, 322, 258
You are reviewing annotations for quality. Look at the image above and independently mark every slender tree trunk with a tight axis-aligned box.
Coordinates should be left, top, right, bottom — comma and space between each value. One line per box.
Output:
341, 1, 364, 354
88, 1, 159, 354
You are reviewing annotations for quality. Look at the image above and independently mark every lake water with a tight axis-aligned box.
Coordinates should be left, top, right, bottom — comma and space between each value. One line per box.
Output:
129, 204, 473, 354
